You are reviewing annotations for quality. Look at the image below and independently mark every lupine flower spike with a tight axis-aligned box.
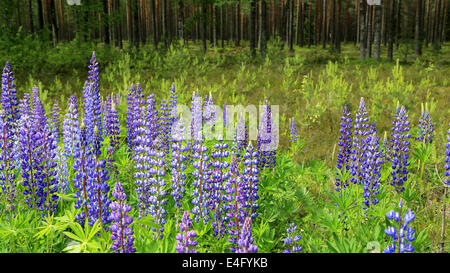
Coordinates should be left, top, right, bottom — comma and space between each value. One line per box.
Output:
109, 182, 136, 253
384, 200, 416, 253
283, 223, 302, 253
175, 211, 199, 253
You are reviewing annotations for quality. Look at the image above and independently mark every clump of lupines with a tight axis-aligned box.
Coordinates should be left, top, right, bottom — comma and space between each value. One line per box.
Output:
211, 138, 231, 238
0, 109, 16, 213
1, 61, 19, 123
225, 157, 246, 252
109, 182, 136, 253
175, 211, 199, 253
191, 141, 213, 224
335, 104, 353, 192
236, 217, 258, 253
242, 142, 260, 219
88, 126, 111, 228
289, 118, 298, 142
416, 107, 434, 144
384, 200, 416, 253
350, 97, 371, 185
445, 126, 449, 186
283, 223, 302, 253
361, 133, 383, 211
62, 95, 81, 157
390, 105, 411, 192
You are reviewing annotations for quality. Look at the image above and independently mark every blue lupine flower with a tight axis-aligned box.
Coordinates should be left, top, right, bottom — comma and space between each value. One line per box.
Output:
87, 52, 103, 138
88, 127, 111, 228
445, 126, 449, 186
175, 211, 199, 253
1, 61, 19, 123
361, 133, 383, 210
384, 200, 416, 253
55, 146, 69, 195
416, 108, 434, 144
225, 157, 246, 252
109, 182, 136, 253
211, 138, 231, 238
50, 101, 61, 143
170, 129, 188, 209
105, 99, 121, 176
236, 217, 257, 253
242, 142, 259, 219
283, 223, 302, 253
257, 98, 276, 169
350, 98, 371, 185
232, 116, 248, 159
63, 95, 81, 157
148, 147, 167, 239
389, 105, 411, 192
335, 104, 353, 191
0, 109, 16, 213
289, 118, 298, 142
73, 124, 94, 225
191, 141, 213, 224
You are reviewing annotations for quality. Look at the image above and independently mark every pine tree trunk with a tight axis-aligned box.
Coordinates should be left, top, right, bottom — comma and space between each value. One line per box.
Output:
250, 0, 257, 55
202, 0, 207, 53
374, 1, 382, 60
178, 0, 184, 42
415, 0, 423, 55
388, 0, 395, 61
260, 0, 267, 57
360, 0, 367, 60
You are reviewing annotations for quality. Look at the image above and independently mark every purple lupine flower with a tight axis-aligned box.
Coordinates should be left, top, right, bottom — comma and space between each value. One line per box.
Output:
126, 84, 137, 152
257, 98, 276, 169
62, 95, 81, 157
88, 126, 111, 228
73, 123, 94, 225
289, 118, 298, 142
169, 82, 178, 134
32, 86, 47, 129
50, 101, 61, 142
191, 141, 213, 224
1, 61, 19, 123
190, 92, 203, 146
170, 127, 188, 209
384, 200, 416, 253
223, 101, 228, 128
109, 182, 136, 253
283, 223, 302, 253
335, 104, 353, 192
232, 116, 248, 159
390, 105, 411, 192
350, 98, 371, 185
37, 123, 59, 215
148, 146, 167, 239
105, 100, 121, 176
242, 142, 260, 219
236, 217, 257, 253
416, 108, 434, 144
361, 133, 383, 210
83, 82, 95, 145
159, 99, 171, 154
55, 146, 69, 195
203, 93, 216, 136
225, 157, 247, 252
211, 138, 231, 238
175, 211, 199, 253
0, 109, 16, 213
87, 52, 103, 138
18, 112, 41, 209
445, 126, 449, 186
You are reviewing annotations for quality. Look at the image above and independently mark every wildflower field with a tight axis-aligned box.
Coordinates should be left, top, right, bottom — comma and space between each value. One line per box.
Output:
0, 40, 449, 254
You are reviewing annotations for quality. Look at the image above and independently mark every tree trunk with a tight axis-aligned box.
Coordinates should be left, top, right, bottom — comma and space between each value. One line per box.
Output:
178, 0, 184, 42
260, 0, 267, 57
415, 0, 423, 55
388, 0, 395, 61
250, 0, 257, 55
374, 1, 382, 60
360, 0, 366, 60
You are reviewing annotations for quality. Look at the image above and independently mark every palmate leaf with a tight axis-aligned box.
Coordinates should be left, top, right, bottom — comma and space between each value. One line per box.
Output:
133, 215, 161, 230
